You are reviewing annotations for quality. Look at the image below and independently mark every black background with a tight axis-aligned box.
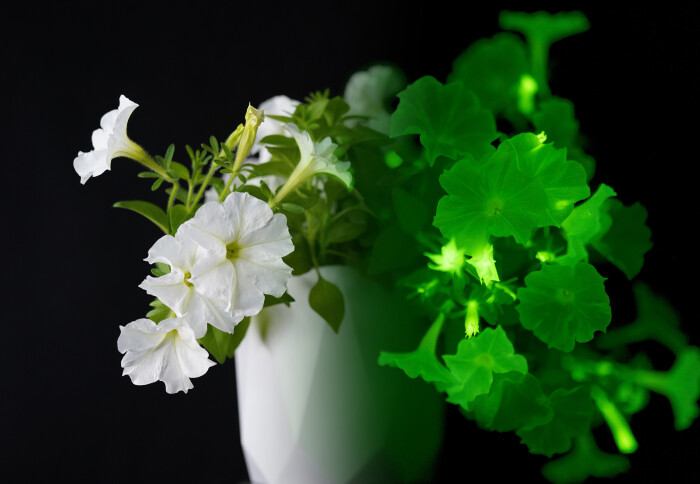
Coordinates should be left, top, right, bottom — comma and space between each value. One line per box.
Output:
4, 1, 698, 482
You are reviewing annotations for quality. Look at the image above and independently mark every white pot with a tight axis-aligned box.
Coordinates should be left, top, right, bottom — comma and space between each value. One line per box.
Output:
235, 265, 444, 484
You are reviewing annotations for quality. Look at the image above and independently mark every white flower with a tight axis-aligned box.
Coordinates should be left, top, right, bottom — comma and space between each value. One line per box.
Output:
139, 229, 239, 337
343, 65, 406, 135
182, 192, 294, 321
73, 95, 147, 184
117, 316, 216, 394
252, 95, 300, 164
272, 124, 352, 204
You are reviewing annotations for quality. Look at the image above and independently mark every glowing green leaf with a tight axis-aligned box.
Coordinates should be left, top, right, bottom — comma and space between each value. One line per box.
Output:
390, 75, 498, 165
443, 326, 528, 408
516, 261, 612, 352
447, 33, 530, 115
469, 372, 552, 432
630, 346, 700, 430
598, 283, 687, 353
541, 432, 630, 484
592, 199, 652, 279
434, 133, 589, 253
378, 313, 455, 389
559, 184, 616, 265
517, 386, 594, 457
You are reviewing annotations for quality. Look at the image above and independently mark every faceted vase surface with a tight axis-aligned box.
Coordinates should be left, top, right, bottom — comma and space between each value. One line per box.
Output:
235, 265, 444, 484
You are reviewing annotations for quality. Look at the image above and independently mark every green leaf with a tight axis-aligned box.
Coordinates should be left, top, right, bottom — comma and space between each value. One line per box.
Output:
308, 274, 345, 333
443, 326, 528, 408
367, 224, 421, 275
434, 133, 589, 253
198, 318, 250, 364
559, 183, 617, 265
263, 292, 295, 308
469, 372, 552, 432
280, 202, 305, 215
168, 204, 190, 234
151, 177, 164, 191
283, 234, 312, 276
169, 161, 190, 182
378, 313, 456, 388
592, 199, 652, 279
447, 33, 530, 116
392, 187, 430, 234
541, 432, 630, 484
113, 200, 169, 234
517, 386, 594, 457
326, 220, 367, 244
516, 261, 611, 352
145, 298, 171, 323
597, 283, 688, 353
390, 75, 498, 165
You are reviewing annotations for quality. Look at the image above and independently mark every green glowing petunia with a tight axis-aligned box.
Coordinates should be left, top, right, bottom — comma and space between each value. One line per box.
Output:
516, 261, 612, 352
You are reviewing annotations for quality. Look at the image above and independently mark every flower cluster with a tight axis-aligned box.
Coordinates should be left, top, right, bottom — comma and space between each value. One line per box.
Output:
119, 191, 294, 393
75, 92, 359, 393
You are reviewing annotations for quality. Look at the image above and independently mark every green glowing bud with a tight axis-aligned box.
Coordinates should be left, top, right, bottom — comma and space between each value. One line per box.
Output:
590, 385, 639, 454
517, 74, 538, 115
536, 250, 556, 263
232, 104, 265, 172
536, 131, 547, 144
425, 239, 467, 276
465, 300, 480, 338
467, 243, 500, 285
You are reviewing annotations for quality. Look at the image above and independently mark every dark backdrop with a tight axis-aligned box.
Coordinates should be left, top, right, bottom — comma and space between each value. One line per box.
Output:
4, 2, 698, 482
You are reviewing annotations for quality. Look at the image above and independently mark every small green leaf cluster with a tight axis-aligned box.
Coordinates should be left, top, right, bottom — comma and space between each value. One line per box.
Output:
370, 10, 698, 483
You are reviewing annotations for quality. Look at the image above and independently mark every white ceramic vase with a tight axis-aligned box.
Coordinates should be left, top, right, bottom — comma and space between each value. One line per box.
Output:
235, 265, 444, 484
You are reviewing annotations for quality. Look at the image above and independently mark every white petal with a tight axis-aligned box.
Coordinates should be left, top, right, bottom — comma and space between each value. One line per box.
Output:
73, 149, 110, 184
91, 127, 109, 151
284, 124, 315, 166
187, 199, 242, 245
233, 255, 290, 301
237, 213, 294, 257
187, 287, 242, 335
252, 95, 300, 154
106, 96, 139, 160
118, 317, 214, 394
230, 192, 276, 243
138, 269, 191, 316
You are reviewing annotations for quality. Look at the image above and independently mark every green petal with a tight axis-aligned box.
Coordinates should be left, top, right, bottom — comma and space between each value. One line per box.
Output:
390, 75, 498, 165
443, 326, 528, 408
516, 261, 611, 352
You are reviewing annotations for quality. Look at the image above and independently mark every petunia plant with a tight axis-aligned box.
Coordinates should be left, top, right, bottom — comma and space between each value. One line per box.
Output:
73, 9, 699, 483
366, 10, 699, 484
75, 89, 383, 393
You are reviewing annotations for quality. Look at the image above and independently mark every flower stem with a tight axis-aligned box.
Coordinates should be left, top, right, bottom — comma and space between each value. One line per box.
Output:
590, 384, 638, 454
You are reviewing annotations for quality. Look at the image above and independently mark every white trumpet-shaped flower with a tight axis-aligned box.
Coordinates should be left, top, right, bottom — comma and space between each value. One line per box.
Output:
73, 95, 150, 184
117, 316, 216, 394
252, 95, 301, 164
139, 228, 240, 337
183, 191, 294, 320
272, 124, 352, 204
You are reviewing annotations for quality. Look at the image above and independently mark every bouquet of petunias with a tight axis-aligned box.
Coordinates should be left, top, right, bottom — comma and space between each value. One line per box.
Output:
74, 9, 700, 484
74, 90, 382, 393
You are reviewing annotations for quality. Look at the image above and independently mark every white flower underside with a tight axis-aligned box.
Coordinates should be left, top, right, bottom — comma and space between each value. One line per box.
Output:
73, 95, 139, 184
118, 317, 215, 394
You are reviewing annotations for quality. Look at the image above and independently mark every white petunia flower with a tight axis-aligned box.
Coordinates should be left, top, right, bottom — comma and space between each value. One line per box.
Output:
139, 229, 239, 337
252, 95, 300, 164
117, 316, 216, 394
272, 124, 352, 204
73, 95, 149, 184
344, 65, 406, 135
183, 192, 294, 320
